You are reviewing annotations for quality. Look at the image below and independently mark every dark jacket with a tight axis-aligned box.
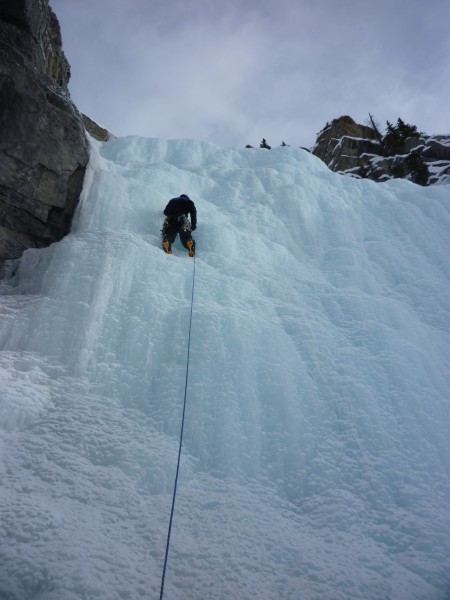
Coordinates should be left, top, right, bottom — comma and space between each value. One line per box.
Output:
164, 196, 197, 228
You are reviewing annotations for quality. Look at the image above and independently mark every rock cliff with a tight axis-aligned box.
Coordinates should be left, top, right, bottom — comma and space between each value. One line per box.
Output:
312, 116, 450, 186
0, 0, 89, 266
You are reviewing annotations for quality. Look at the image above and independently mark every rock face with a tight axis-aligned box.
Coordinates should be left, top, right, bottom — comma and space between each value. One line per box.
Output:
312, 116, 450, 186
0, 0, 89, 265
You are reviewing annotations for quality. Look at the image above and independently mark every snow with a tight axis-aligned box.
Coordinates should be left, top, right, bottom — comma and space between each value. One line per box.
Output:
1, 136, 449, 600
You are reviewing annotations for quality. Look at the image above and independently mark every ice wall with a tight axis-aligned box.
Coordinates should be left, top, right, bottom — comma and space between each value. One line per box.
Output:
0, 137, 449, 599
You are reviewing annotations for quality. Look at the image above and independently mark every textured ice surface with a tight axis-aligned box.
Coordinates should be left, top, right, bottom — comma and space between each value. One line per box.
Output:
0, 137, 449, 599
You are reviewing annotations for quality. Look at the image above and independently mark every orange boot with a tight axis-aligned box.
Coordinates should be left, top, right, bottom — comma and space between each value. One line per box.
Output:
187, 240, 195, 257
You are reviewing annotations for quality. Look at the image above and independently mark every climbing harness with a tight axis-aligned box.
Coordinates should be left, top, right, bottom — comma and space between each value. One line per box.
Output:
159, 255, 196, 600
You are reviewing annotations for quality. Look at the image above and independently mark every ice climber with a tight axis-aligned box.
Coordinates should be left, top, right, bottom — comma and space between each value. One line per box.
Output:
161, 194, 197, 256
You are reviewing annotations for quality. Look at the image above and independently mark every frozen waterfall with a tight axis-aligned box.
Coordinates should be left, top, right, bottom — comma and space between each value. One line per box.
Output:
0, 136, 449, 599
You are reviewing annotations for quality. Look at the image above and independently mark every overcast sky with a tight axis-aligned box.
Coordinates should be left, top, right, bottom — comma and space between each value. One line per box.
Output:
50, 0, 450, 149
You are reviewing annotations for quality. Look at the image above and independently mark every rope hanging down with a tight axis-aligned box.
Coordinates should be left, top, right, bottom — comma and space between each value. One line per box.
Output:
159, 256, 196, 600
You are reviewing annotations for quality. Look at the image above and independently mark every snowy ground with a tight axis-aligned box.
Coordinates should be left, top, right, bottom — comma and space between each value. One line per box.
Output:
1, 137, 449, 599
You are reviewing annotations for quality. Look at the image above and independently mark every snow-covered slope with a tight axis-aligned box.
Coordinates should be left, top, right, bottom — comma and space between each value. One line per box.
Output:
1, 137, 449, 600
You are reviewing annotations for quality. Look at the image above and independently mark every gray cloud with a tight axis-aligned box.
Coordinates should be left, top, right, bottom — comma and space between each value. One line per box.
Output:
51, 0, 450, 148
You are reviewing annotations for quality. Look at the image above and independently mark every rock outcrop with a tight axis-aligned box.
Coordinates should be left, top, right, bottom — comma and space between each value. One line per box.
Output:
0, 0, 89, 265
312, 116, 381, 171
312, 116, 450, 186
82, 113, 114, 143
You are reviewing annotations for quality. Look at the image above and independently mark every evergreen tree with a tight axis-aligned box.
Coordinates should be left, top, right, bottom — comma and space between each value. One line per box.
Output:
383, 118, 420, 155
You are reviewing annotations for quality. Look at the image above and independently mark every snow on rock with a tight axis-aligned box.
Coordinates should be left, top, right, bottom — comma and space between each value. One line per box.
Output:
0, 136, 449, 600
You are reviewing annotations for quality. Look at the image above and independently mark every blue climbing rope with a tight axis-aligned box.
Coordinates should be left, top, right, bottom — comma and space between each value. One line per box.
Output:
159, 255, 196, 600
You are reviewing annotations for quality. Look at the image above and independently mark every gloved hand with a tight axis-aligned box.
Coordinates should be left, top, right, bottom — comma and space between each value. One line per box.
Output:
191, 224, 196, 231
